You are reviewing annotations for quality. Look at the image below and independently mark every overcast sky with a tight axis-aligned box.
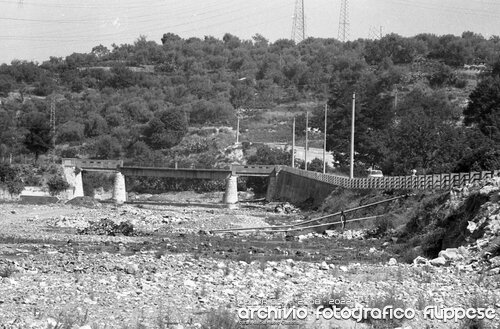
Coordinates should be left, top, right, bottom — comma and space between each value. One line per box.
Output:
2, 0, 500, 64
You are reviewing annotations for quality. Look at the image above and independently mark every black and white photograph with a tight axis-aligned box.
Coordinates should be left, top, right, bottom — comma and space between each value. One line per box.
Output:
1, 0, 500, 328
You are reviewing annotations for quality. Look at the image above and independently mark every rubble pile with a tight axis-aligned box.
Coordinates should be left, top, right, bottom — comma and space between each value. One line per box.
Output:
414, 177, 500, 274
65, 196, 102, 208
274, 202, 299, 214
77, 218, 135, 236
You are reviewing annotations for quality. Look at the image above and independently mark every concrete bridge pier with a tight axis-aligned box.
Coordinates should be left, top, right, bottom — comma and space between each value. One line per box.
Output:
74, 171, 84, 198
223, 174, 238, 205
113, 172, 127, 204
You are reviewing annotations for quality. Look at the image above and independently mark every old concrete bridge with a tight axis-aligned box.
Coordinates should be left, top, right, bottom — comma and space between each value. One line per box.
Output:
62, 158, 500, 206
62, 158, 276, 205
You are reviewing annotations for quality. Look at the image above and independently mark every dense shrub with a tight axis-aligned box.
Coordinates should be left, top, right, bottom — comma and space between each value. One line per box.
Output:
307, 158, 332, 173
372, 216, 395, 235
47, 174, 70, 196
0, 164, 24, 194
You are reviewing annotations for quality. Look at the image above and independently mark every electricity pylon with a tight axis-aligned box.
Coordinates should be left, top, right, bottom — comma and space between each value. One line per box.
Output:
338, 0, 349, 42
291, 0, 305, 43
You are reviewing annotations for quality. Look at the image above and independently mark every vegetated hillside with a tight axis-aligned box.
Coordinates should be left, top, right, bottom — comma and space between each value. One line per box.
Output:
0, 31, 499, 182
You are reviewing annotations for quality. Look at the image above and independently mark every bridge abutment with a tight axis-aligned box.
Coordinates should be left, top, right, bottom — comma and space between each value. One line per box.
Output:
113, 172, 127, 204
223, 174, 238, 205
266, 168, 279, 202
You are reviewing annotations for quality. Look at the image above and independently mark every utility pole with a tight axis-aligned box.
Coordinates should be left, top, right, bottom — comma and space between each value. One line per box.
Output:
323, 104, 327, 174
350, 93, 355, 179
394, 89, 398, 112
291, 0, 306, 43
305, 111, 309, 171
236, 115, 240, 144
338, 0, 350, 42
50, 95, 56, 148
292, 117, 296, 168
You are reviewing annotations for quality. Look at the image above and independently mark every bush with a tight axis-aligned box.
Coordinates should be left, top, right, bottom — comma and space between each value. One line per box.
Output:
307, 158, 332, 173
202, 308, 241, 329
373, 216, 395, 235
47, 175, 70, 196
59, 147, 79, 158
0, 164, 25, 194
6, 179, 25, 195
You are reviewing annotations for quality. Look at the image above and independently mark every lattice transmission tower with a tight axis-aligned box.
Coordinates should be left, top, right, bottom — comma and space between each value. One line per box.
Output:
338, 0, 349, 42
291, 0, 305, 43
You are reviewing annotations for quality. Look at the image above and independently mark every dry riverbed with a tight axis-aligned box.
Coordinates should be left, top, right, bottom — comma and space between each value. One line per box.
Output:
0, 195, 499, 329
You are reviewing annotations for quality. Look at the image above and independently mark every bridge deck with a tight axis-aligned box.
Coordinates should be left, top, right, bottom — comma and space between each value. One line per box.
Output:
119, 167, 233, 180
63, 158, 276, 179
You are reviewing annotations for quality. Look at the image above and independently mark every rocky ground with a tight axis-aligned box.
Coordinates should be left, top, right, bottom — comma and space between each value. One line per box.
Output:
0, 191, 499, 329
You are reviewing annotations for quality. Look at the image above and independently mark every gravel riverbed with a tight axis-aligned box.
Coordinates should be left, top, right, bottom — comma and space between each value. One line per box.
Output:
0, 198, 498, 329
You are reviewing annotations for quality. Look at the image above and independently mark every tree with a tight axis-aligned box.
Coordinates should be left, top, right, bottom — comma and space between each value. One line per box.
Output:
222, 33, 241, 49
21, 112, 52, 162
307, 158, 331, 173
143, 109, 188, 149
92, 135, 122, 159
127, 141, 154, 164
0, 109, 18, 155
57, 121, 85, 143
464, 76, 500, 142
247, 145, 292, 165
0, 74, 15, 97
91, 44, 110, 58
379, 89, 465, 174
190, 100, 234, 124
84, 113, 108, 137
33, 74, 57, 96
252, 34, 269, 47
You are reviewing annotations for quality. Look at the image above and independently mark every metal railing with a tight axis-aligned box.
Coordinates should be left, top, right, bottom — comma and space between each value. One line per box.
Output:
279, 166, 500, 190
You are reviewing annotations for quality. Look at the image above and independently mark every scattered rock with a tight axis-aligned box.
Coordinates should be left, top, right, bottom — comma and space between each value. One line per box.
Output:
413, 256, 429, 266
184, 279, 197, 288
430, 256, 447, 266
488, 256, 500, 268
438, 248, 463, 261
274, 203, 299, 214
125, 263, 139, 275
